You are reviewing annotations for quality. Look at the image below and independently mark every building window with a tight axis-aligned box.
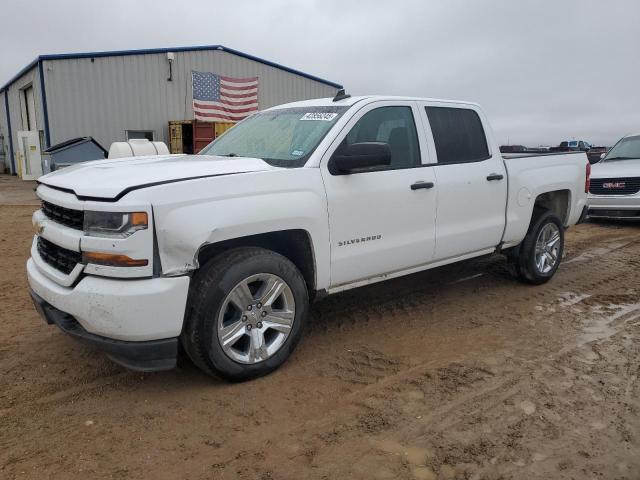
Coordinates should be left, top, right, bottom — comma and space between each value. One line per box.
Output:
126, 130, 154, 141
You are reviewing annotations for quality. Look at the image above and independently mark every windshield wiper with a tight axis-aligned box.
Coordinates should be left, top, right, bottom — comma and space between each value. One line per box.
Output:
220, 153, 238, 157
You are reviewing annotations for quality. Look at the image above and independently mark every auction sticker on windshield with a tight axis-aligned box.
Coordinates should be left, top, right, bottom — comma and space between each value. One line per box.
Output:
300, 112, 338, 121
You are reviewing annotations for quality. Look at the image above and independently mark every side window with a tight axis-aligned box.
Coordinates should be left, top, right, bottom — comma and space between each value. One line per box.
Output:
342, 106, 421, 170
425, 107, 490, 164
126, 130, 155, 141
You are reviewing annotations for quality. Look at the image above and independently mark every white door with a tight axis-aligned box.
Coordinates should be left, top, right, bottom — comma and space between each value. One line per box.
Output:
418, 103, 508, 261
17, 131, 43, 180
321, 102, 437, 287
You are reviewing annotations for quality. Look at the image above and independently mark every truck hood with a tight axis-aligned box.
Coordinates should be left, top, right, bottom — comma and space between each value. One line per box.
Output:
38, 154, 276, 200
591, 158, 640, 178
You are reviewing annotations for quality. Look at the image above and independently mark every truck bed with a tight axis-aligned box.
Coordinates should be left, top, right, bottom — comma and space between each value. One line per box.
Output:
500, 151, 589, 248
501, 151, 586, 160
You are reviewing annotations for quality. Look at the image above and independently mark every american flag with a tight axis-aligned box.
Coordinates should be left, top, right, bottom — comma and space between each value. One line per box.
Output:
191, 71, 259, 122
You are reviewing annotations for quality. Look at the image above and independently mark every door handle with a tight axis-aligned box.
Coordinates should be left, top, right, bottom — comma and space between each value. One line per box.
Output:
486, 173, 504, 181
411, 181, 434, 190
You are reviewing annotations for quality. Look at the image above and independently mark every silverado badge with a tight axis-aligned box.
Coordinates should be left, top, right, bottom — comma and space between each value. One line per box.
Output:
338, 235, 382, 247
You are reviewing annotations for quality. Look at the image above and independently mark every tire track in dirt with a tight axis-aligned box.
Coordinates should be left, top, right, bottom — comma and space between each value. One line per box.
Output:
2, 197, 640, 480
178, 229, 640, 479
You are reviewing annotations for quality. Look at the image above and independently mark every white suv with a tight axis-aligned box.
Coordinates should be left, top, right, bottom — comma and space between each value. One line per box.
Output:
588, 133, 640, 219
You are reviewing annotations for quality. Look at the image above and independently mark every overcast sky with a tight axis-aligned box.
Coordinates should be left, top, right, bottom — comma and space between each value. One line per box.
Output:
2, 0, 638, 146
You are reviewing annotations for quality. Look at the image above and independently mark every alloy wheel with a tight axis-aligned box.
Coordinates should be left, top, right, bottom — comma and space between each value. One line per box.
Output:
216, 273, 295, 364
534, 223, 561, 274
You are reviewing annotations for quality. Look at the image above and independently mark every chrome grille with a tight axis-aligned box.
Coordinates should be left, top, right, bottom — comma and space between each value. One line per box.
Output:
589, 177, 640, 196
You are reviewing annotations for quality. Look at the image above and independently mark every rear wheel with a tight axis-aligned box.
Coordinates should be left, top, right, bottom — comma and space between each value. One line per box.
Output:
182, 247, 309, 381
514, 210, 564, 284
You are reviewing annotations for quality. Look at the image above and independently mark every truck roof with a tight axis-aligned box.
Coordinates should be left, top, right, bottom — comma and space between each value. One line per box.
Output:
267, 95, 482, 110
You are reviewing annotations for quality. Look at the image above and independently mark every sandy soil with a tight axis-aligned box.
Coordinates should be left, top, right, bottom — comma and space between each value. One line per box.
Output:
0, 175, 38, 205
1, 176, 639, 479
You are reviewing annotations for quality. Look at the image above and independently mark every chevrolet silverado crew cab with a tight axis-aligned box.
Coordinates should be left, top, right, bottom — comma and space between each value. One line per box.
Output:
27, 94, 590, 381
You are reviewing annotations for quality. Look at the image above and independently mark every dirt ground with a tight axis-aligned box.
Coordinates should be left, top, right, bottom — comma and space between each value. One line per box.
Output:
1, 175, 639, 480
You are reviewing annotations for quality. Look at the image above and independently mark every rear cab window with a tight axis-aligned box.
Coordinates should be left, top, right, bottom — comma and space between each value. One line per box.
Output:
425, 106, 490, 164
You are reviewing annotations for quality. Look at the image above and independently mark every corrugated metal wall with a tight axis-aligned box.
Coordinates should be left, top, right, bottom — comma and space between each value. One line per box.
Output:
42, 49, 338, 149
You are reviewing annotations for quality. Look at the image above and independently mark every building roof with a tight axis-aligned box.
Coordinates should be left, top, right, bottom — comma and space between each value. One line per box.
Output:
0, 44, 343, 92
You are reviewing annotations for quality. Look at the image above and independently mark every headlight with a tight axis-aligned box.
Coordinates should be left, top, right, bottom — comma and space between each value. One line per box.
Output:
83, 211, 148, 238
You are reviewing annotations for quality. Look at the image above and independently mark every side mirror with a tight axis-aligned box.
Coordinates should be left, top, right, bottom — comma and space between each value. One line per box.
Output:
600, 153, 606, 160
329, 142, 391, 175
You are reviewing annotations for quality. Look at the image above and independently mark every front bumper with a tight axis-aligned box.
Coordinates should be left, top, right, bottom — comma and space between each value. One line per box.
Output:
30, 290, 178, 371
27, 258, 190, 341
588, 193, 640, 219
27, 256, 191, 370
588, 208, 640, 219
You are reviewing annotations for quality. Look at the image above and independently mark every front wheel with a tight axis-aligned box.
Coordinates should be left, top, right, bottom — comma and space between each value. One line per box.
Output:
514, 210, 565, 285
182, 247, 309, 381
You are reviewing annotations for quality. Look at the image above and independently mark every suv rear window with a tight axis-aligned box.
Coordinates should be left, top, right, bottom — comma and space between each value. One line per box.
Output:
425, 107, 490, 164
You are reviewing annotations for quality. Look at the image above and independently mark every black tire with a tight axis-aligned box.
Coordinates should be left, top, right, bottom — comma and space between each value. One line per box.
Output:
514, 209, 565, 285
181, 247, 309, 381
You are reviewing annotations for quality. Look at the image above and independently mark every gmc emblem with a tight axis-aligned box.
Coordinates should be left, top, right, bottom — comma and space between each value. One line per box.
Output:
603, 182, 626, 189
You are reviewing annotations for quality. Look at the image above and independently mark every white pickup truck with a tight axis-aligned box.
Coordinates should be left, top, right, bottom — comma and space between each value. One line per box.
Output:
27, 94, 590, 380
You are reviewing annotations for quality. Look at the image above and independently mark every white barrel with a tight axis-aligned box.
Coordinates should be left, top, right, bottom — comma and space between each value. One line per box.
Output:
108, 139, 170, 159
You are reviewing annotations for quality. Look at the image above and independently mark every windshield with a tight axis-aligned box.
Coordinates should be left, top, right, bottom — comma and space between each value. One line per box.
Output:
603, 135, 640, 161
199, 106, 349, 167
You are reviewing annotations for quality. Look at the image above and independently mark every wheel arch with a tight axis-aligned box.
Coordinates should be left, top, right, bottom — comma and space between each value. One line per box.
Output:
195, 229, 318, 298
533, 189, 571, 225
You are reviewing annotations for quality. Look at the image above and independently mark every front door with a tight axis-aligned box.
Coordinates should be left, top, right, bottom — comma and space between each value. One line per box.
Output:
321, 102, 437, 288
17, 131, 43, 180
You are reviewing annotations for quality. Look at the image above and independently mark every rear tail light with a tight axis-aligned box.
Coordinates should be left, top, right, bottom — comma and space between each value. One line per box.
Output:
585, 162, 591, 193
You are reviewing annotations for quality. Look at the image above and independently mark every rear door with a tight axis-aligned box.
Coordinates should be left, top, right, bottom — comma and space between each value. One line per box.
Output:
418, 103, 507, 260
320, 101, 437, 287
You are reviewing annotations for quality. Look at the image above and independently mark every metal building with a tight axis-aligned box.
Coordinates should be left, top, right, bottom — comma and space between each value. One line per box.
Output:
0, 45, 342, 177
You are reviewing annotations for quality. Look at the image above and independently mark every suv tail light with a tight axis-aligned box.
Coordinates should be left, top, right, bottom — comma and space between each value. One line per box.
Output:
585, 162, 591, 193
